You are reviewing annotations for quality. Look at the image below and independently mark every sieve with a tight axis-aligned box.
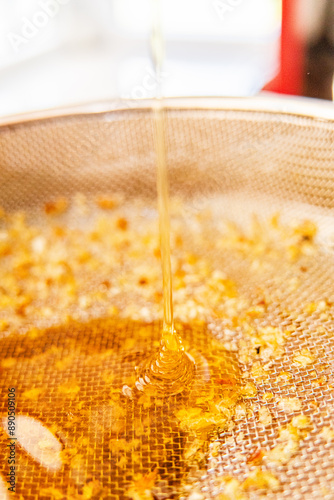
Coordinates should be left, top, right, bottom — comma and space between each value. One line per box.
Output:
0, 96, 334, 500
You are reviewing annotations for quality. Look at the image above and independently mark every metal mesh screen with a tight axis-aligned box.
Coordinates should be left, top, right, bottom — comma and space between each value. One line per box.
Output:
0, 98, 334, 500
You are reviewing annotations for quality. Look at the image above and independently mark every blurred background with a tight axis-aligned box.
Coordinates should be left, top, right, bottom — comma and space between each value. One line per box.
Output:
0, 0, 333, 117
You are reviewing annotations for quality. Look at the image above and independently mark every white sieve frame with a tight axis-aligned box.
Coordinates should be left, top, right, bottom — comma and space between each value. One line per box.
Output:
1, 94, 334, 127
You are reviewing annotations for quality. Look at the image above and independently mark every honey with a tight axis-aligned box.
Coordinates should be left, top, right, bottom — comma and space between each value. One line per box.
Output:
0, 316, 244, 498
134, 0, 195, 396
0, 195, 329, 498
0, 4, 331, 491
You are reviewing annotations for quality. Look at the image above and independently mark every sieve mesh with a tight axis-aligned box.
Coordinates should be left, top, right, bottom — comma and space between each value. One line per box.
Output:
0, 98, 334, 500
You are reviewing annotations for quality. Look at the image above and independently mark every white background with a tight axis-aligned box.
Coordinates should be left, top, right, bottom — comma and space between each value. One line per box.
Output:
0, 0, 281, 117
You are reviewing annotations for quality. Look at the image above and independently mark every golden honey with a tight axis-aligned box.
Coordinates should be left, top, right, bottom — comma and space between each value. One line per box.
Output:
134, 0, 195, 396
0, 195, 326, 498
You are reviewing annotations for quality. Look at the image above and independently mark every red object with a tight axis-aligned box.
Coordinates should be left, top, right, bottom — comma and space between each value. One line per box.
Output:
263, 0, 305, 95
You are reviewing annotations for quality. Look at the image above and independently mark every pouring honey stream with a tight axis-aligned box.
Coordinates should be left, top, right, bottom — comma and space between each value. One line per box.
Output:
134, 0, 195, 395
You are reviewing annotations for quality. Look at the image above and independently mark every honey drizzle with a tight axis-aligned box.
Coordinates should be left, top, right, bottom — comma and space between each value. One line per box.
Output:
152, 0, 175, 344
134, 0, 195, 395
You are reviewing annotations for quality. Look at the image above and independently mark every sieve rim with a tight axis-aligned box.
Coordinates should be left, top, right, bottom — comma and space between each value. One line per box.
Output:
1, 95, 334, 128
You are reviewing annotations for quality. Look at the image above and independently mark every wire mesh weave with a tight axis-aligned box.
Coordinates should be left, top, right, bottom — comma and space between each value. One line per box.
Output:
0, 99, 334, 500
